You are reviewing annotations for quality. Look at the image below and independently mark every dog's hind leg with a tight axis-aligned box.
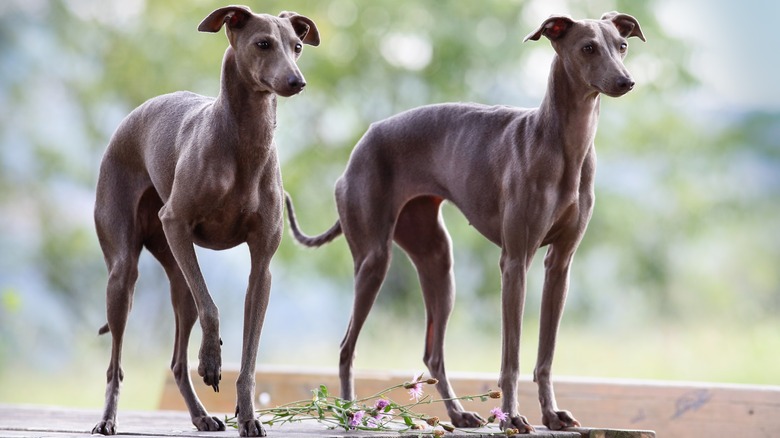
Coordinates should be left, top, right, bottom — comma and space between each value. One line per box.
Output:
394, 196, 486, 428
141, 189, 225, 432
337, 197, 394, 402
92, 163, 145, 435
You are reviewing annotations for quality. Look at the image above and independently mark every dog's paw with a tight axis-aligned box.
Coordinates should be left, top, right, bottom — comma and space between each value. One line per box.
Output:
542, 409, 580, 430
193, 415, 226, 432
197, 339, 222, 391
239, 419, 266, 437
450, 410, 486, 428
92, 419, 116, 435
500, 415, 535, 434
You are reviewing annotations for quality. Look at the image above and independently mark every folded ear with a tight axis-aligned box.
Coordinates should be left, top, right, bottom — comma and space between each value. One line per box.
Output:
601, 11, 646, 42
524, 15, 575, 42
280, 11, 320, 46
198, 5, 253, 33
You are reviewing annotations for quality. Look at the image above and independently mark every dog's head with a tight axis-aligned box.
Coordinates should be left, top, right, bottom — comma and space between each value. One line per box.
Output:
198, 5, 320, 97
525, 12, 645, 97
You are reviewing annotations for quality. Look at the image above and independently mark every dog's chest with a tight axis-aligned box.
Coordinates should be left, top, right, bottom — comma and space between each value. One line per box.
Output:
190, 172, 283, 250
541, 179, 594, 246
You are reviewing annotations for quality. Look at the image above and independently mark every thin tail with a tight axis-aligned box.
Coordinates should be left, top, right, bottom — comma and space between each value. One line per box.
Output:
284, 192, 342, 247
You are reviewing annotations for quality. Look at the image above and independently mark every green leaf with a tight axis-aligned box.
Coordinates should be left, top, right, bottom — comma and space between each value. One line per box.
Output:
402, 415, 414, 427
318, 384, 329, 399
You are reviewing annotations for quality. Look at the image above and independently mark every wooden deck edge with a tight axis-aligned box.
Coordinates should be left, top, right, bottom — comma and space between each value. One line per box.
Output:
159, 365, 780, 437
0, 403, 653, 437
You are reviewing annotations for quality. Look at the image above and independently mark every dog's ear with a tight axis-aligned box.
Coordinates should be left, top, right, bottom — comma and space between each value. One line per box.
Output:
280, 11, 320, 46
198, 5, 253, 33
602, 11, 646, 42
524, 15, 575, 42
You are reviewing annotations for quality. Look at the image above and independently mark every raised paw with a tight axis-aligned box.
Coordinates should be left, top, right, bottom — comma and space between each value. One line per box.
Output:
542, 409, 580, 430
193, 415, 226, 432
450, 410, 487, 428
92, 419, 116, 435
501, 415, 535, 434
239, 419, 266, 437
197, 340, 222, 392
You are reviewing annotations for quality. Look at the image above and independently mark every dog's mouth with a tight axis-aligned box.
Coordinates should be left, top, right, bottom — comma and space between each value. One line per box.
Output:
259, 78, 304, 98
598, 87, 631, 98
591, 78, 635, 98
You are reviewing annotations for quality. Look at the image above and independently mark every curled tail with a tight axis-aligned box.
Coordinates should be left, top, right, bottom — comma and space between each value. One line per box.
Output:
284, 192, 343, 247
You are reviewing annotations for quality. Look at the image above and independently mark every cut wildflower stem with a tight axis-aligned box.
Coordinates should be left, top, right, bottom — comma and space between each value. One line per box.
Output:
223, 376, 511, 436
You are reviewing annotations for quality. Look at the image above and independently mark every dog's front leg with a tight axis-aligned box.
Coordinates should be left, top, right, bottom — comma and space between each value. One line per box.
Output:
234, 231, 281, 437
534, 242, 581, 430
159, 204, 223, 392
497, 249, 535, 434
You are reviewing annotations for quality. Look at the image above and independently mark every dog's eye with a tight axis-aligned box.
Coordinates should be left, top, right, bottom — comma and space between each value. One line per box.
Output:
619, 43, 628, 53
582, 44, 594, 54
294, 43, 302, 53
257, 41, 271, 50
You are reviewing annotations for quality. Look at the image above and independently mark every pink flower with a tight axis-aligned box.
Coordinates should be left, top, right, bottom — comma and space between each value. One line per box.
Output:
407, 372, 424, 402
490, 407, 508, 422
375, 399, 390, 411
348, 410, 365, 429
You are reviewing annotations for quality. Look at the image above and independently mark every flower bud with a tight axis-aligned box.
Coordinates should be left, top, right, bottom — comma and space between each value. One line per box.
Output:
442, 423, 455, 432
433, 430, 445, 437
505, 428, 519, 436
426, 416, 439, 426
426, 378, 439, 385
488, 390, 502, 399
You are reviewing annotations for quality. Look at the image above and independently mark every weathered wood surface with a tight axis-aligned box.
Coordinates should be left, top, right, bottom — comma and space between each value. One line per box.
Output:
159, 366, 780, 438
0, 404, 650, 438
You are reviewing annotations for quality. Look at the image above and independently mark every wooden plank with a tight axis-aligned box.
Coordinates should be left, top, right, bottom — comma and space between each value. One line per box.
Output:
160, 366, 778, 437
0, 403, 611, 437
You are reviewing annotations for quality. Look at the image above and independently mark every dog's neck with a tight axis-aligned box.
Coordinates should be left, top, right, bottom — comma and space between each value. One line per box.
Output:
537, 55, 600, 167
213, 47, 277, 159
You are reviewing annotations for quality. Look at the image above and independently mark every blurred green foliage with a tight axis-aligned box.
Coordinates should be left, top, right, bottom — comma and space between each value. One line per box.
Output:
0, 0, 778, 388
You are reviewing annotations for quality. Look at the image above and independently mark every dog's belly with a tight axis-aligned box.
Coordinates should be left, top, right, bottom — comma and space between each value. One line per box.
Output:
451, 201, 503, 245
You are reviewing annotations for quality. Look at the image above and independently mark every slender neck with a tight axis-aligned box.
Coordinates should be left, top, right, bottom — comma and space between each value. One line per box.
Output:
213, 47, 276, 156
537, 55, 600, 162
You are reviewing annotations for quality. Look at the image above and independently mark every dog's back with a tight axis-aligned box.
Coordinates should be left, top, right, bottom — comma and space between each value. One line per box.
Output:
99, 91, 216, 201
337, 102, 537, 243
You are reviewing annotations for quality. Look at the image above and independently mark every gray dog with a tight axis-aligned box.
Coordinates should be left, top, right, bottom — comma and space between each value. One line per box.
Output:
92, 6, 319, 436
286, 12, 644, 433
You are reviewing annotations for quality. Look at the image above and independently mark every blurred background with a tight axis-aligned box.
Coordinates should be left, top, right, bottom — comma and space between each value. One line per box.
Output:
0, 0, 778, 410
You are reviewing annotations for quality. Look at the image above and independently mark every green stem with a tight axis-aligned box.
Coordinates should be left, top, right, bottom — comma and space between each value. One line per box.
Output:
353, 382, 407, 404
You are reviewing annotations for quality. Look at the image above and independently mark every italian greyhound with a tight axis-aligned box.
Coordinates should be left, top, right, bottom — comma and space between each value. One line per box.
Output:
286, 12, 644, 433
91, 6, 319, 436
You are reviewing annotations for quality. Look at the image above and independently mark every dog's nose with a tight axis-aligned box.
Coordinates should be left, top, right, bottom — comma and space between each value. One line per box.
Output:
288, 75, 306, 90
616, 77, 635, 92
